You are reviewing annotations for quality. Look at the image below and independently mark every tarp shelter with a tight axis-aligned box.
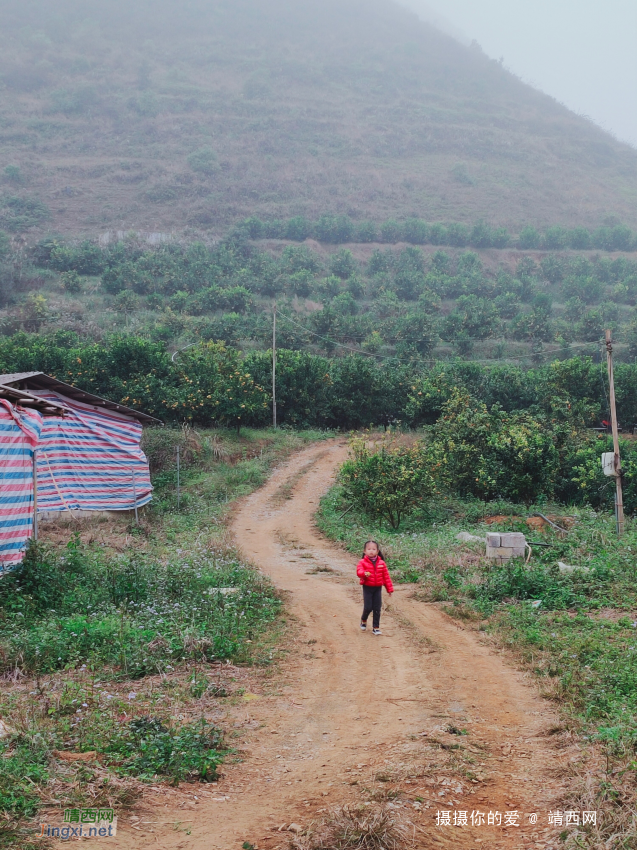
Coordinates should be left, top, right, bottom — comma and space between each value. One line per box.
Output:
0, 373, 160, 571
0, 388, 64, 571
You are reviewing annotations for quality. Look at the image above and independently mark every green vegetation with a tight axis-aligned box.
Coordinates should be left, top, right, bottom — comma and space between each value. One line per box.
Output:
0, 538, 280, 676
238, 215, 637, 252
319, 441, 637, 844
0, 426, 325, 845
317, 486, 637, 745
340, 437, 434, 529
2, 232, 635, 371
3, 233, 637, 434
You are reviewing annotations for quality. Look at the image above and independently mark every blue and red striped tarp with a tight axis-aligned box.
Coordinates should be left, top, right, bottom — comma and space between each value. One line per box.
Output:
33, 392, 153, 513
0, 393, 153, 572
0, 401, 42, 572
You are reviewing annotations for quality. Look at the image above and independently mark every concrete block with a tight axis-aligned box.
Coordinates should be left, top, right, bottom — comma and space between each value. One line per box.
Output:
511, 546, 526, 558
487, 546, 514, 560
500, 532, 526, 548
486, 533, 500, 548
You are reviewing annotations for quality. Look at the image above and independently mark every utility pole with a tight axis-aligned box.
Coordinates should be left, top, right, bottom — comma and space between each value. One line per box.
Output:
176, 444, 181, 510
605, 329, 624, 536
272, 303, 277, 429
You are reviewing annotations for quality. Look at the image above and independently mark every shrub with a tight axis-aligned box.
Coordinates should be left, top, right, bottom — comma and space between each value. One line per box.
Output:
354, 221, 378, 242
402, 218, 429, 244
187, 146, 219, 175
47, 86, 99, 115
329, 249, 357, 279
0, 231, 10, 260
339, 437, 435, 529
517, 226, 541, 249
315, 215, 354, 243
379, 220, 403, 243
0, 195, 50, 232
107, 717, 223, 783
60, 270, 82, 293
431, 391, 560, 502
285, 216, 311, 241
470, 220, 495, 248
569, 227, 592, 250
428, 223, 447, 245
446, 222, 470, 247
541, 226, 568, 250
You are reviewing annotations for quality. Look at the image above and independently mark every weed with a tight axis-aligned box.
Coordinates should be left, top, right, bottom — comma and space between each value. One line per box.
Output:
0, 539, 281, 676
104, 716, 224, 783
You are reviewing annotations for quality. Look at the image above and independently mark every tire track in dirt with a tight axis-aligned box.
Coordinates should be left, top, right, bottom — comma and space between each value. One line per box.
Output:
85, 440, 573, 850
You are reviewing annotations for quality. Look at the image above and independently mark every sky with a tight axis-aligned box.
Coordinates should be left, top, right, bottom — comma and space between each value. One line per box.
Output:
397, 0, 637, 149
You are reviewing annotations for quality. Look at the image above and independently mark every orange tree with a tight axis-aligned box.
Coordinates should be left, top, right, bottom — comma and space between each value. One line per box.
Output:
339, 436, 435, 529
176, 342, 269, 432
430, 390, 560, 502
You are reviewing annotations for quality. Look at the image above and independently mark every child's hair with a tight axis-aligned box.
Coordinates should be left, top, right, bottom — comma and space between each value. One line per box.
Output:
363, 540, 384, 560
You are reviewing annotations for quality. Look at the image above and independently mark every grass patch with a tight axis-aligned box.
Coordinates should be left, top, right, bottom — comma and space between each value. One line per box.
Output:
0, 539, 281, 677
317, 482, 637, 846
0, 426, 327, 846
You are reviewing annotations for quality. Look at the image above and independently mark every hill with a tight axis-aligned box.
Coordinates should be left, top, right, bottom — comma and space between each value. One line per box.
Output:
2, 0, 637, 240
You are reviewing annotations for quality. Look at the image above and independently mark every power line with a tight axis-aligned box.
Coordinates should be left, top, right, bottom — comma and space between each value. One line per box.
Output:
276, 311, 602, 367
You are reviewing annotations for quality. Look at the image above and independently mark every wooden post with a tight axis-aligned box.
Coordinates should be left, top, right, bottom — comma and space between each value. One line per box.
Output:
32, 449, 38, 542
176, 444, 181, 510
272, 303, 277, 429
131, 469, 139, 524
605, 329, 624, 536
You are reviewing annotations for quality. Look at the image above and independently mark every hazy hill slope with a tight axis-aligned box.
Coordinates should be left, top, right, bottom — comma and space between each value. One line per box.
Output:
1, 0, 637, 238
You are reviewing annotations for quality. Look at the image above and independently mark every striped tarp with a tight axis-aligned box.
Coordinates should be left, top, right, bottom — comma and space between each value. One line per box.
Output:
0, 401, 42, 572
32, 391, 153, 513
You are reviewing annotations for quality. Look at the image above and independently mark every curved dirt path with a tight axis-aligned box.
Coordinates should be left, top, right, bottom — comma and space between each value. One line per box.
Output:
96, 440, 572, 850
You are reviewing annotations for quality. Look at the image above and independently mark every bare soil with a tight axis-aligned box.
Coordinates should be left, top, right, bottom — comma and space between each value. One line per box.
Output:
77, 440, 577, 850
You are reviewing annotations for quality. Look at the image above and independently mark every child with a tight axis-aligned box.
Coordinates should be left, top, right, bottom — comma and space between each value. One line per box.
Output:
357, 540, 393, 635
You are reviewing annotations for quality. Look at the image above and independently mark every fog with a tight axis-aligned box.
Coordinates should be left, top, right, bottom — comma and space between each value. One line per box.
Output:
399, 0, 637, 149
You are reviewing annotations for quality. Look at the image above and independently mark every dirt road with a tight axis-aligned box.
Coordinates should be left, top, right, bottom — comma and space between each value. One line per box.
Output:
94, 440, 573, 850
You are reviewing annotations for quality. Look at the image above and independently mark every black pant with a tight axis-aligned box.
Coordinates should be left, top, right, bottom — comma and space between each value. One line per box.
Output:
362, 586, 383, 629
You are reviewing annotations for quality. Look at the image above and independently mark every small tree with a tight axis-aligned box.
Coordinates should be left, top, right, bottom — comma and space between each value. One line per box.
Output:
22, 294, 48, 331
339, 437, 435, 529
179, 342, 268, 433
329, 249, 357, 280
61, 270, 82, 293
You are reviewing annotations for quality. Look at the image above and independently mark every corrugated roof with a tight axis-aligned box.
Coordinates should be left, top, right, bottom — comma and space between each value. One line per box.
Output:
0, 373, 162, 425
0, 383, 65, 415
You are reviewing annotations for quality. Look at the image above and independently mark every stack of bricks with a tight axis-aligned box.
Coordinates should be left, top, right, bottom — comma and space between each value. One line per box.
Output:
486, 532, 526, 563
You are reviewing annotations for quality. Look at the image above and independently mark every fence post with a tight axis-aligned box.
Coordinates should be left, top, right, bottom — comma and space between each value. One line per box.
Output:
176, 444, 181, 510
131, 469, 139, 524
32, 449, 38, 542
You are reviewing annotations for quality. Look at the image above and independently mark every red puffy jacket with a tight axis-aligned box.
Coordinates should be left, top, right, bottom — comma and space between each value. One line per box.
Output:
356, 555, 394, 592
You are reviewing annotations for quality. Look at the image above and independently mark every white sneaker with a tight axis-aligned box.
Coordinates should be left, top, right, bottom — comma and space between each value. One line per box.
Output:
373, 628, 381, 636
360, 622, 367, 631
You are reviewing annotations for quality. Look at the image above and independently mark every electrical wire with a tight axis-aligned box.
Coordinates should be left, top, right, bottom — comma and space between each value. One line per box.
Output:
276, 311, 602, 367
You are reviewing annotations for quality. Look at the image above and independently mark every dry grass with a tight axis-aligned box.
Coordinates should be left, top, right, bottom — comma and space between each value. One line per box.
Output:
561, 756, 637, 850
288, 804, 415, 850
